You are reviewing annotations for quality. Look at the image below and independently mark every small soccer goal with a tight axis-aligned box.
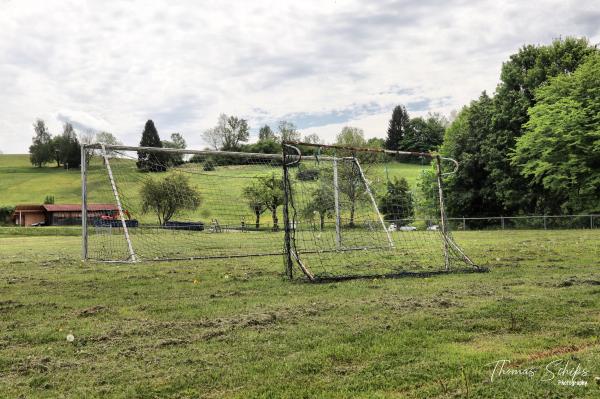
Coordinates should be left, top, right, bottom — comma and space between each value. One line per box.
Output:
81, 143, 478, 280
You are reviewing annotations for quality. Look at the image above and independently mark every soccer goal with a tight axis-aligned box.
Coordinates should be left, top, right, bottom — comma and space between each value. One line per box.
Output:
81, 143, 477, 280
280, 142, 479, 280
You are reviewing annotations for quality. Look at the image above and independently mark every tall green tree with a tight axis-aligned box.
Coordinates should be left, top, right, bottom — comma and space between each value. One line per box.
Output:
437, 37, 597, 217
57, 122, 81, 169
484, 37, 597, 214
438, 93, 501, 218
378, 177, 414, 225
29, 119, 53, 167
512, 53, 600, 214
385, 105, 410, 150
137, 120, 166, 172
403, 113, 446, 152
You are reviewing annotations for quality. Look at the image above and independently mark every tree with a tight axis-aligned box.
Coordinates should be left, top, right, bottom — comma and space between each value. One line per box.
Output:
378, 177, 414, 225
256, 174, 284, 231
278, 120, 300, 143
484, 37, 597, 214
385, 105, 410, 150
403, 114, 446, 152
223, 116, 250, 150
61, 123, 81, 169
302, 184, 335, 230
202, 127, 221, 150
96, 131, 122, 159
438, 93, 501, 219
29, 119, 52, 167
242, 181, 267, 229
366, 137, 385, 148
436, 37, 597, 218
258, 125, 277, 141
336, 126, 366, 147
303, 133, 322, 144
162, 133, 186, 166
512, 53, 600, 214
140, 174, 201, 225
137, 120, 166, 172
202, 114, 250, 151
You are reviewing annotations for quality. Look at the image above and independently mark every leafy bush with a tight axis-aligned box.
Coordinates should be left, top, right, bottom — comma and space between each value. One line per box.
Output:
296, 166, 320, 181
203, 157, 216, 171
0, 206, 15, 225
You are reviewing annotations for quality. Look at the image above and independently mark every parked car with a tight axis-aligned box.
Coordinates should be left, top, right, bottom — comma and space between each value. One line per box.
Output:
399, 226, 417, 231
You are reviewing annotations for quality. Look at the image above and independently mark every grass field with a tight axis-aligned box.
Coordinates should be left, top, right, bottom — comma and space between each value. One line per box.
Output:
1, 229, 599, 398
0, 154, 427, 207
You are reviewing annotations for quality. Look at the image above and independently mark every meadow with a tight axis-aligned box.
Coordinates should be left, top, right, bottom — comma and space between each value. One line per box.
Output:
2, 154, 600, 397
0, 229, 599, 398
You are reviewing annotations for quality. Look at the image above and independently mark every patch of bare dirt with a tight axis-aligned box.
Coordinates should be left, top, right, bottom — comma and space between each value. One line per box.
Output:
76, 305, 108, 317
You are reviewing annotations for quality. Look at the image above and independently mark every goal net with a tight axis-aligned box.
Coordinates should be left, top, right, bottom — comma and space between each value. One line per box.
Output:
281, 142, 478, 280
82, 143, 478, 280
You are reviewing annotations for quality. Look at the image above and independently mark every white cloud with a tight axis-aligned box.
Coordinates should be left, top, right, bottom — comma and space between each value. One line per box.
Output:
0, 0, 598, 152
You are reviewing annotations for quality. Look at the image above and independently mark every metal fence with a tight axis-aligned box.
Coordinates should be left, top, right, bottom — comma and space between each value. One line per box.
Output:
446, 214, 600, 231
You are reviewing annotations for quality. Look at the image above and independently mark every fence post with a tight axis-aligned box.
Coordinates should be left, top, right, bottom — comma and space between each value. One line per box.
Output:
501, 216, 505, 230
463, 216, 466, 231
590, 215, 593, 229
543, 215, 547, 230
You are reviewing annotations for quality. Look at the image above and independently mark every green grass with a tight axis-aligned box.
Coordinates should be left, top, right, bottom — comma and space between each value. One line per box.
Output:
0, 154, 427, 207
1, 229, 599, 398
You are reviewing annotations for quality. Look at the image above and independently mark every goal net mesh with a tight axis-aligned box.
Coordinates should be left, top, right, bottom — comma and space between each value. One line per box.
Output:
282, 144, 477, 280
83, 144, 477, 280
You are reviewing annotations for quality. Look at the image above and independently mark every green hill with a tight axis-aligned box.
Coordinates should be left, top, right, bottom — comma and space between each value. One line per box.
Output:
1, 154, 429, 208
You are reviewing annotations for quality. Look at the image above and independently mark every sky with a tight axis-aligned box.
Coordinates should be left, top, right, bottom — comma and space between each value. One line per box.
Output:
0, 0, 599, 153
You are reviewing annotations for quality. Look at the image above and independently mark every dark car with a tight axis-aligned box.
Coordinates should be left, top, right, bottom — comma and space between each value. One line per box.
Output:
162, 221, 204, 231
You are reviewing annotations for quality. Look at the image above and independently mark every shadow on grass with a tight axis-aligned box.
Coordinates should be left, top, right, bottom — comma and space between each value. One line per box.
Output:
306, 267, 489, 284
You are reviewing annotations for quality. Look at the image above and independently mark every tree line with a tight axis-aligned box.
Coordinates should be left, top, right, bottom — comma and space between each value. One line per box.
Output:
432, 37, 600, 218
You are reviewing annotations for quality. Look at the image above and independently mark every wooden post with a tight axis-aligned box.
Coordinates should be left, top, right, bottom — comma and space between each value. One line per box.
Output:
81, 145, 88, 261
281, 148, 294, 279
101, 144, 137, 262
333, 158, 342, 248
501, 216, 505, 230
435, 156, 450, 270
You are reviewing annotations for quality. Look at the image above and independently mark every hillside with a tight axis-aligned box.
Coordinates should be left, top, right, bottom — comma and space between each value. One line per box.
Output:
0, 154, 429, 207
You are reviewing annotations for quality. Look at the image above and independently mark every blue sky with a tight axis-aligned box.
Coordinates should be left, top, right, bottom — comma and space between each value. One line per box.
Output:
1, 0, 599, 153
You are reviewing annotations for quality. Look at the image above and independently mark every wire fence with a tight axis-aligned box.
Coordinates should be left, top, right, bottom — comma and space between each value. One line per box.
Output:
445, 214, 600, 231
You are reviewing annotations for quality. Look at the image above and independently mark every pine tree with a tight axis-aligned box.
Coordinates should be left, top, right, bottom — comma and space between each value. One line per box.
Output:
137, 120, 166, 172
385, 105, 410, 151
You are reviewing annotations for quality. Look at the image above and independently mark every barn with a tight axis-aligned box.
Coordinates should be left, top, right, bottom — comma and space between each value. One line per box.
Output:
11, 204, 119, 226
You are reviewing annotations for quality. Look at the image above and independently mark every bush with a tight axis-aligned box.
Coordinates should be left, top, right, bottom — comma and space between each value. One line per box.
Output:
297, 166, 319, 181
44, 195, 55, 204
0, 206, 15, 225
203, 157, 216, 171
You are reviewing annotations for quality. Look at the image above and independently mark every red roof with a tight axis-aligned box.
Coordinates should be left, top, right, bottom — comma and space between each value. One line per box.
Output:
14, 205, 45, 212
42, 204, 119, 212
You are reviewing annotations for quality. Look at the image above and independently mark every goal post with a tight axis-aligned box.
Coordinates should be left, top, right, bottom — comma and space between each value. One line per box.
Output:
81, 142, 477, 280
281, 141, 478, 280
